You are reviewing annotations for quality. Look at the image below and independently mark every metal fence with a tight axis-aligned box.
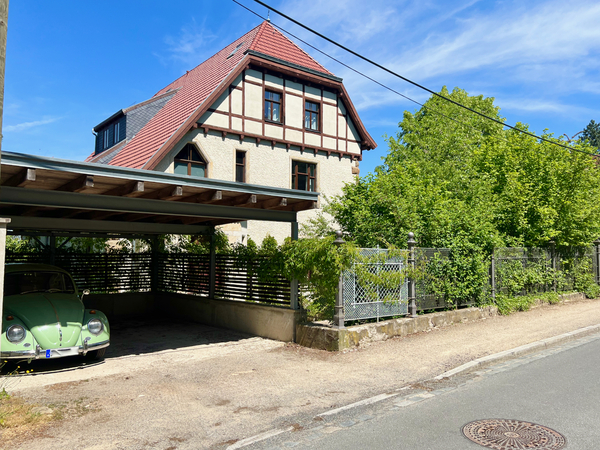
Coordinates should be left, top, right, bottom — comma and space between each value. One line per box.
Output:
491, 246, 596, 298
342, 248, 408, 322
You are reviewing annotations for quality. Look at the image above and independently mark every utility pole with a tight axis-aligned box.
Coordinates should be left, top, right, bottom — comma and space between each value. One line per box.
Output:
0, 0, 10, 358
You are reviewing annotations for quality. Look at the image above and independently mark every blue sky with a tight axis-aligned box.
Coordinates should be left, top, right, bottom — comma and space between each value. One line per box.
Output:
4, 0, 600, 175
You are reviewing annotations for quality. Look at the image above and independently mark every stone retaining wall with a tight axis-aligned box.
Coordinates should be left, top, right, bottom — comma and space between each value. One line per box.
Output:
296, 306, 499, 351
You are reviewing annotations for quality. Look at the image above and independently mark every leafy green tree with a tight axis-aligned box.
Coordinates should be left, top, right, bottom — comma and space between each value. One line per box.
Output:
329, 87, 600, 249
581, 119, 600, 150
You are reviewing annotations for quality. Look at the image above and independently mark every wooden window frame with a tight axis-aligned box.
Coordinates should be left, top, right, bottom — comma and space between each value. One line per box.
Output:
103, 128, 110, 149
304, 100, 320, 132
113, 122, 120, 145
174, 143, 207, 177
292, 160, 317, 192
264, 89, 283, 124
235, 150, 246, 183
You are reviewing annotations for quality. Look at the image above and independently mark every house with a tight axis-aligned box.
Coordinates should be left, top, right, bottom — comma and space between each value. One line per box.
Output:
87, 21, 376, 244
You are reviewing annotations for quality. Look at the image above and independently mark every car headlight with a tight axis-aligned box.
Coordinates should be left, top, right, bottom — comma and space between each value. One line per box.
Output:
6, 325, 26, 343
87, 319, 103, 336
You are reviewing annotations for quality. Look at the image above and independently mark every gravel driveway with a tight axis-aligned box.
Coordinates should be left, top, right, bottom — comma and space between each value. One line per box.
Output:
7, 298, 600, 450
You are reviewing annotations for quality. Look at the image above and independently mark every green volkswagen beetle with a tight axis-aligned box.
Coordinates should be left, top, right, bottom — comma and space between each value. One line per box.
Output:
1, 263, 110, 361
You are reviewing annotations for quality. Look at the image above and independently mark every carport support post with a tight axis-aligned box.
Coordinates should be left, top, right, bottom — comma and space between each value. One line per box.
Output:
209, 230, 217, 299
0, 218, 11, 356
49, 234, 56, 265
289, 221, 299, 310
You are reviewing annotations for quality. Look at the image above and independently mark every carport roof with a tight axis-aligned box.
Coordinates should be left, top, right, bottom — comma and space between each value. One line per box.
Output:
0, 151, 317, 235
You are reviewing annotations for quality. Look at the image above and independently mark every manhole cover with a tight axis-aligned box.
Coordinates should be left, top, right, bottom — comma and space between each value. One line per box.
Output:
462, 419, 566, 449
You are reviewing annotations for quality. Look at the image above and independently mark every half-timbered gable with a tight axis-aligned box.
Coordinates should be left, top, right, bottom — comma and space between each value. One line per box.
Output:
88, 21, 375, 243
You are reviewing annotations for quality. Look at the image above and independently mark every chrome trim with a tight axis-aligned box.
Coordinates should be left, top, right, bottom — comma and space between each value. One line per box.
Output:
78, 340, 110, 353
0, 350, 36, 359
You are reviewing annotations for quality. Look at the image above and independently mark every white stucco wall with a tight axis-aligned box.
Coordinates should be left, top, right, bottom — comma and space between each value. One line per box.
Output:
154, 68, 365, 245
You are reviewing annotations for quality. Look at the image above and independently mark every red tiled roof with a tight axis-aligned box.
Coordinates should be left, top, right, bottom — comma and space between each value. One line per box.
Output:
109, 21, 335, 169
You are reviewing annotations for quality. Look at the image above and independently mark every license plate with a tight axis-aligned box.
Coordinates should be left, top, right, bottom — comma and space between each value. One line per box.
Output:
43, 347, 79, 359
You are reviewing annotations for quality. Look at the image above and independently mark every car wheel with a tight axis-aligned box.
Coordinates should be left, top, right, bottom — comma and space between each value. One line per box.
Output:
86, 347, 106, 360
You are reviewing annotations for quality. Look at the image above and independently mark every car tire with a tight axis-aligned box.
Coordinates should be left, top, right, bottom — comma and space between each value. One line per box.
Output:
86, 347, 106, 360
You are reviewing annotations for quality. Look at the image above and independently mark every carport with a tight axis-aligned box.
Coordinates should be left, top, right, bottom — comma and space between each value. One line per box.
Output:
0, 151, 318, 346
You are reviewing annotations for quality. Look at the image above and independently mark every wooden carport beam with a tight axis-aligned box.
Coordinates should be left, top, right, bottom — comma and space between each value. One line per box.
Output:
103, 181, 145, 197
256, 197, 287, 209
214, 193, 257, 207
56, 175, 94, 193
178, 190, 223, 204
140, 185, 183, 201
3, 168, 35, 187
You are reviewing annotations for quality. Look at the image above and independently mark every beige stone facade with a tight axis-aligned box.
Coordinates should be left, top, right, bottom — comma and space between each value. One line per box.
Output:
153, 68, 364, 244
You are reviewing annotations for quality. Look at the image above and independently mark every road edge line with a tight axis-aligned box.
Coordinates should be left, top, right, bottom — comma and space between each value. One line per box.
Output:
317, 392, 400, 417
433, 323, 600, 380
227, 426, 295, 449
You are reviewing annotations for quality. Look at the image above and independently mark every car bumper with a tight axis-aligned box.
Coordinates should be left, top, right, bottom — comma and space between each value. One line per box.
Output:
1, 340, 110, 360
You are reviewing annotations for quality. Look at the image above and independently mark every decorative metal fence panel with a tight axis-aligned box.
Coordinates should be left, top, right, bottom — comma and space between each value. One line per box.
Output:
342, 248, 408, 322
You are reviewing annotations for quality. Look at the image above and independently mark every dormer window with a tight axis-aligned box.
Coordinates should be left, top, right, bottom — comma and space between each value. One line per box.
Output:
174, 143, 207, 177
113, 122, 120, 145
103, 129, 111, 149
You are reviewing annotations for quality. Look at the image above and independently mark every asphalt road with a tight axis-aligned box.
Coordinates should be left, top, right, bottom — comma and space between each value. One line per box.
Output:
250, 332, 600, 449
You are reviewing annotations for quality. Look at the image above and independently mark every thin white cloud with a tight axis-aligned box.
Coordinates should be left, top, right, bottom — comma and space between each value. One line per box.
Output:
160, 17, 217, 67
4, 117, 60, 133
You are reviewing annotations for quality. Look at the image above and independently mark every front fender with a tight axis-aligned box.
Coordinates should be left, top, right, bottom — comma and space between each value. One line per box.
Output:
1, 316, 37, 359
81, 310, 110, 346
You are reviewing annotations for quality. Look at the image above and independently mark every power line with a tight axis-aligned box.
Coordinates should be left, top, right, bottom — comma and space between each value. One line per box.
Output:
233, 0, 498, 147
247, 0, 598, 158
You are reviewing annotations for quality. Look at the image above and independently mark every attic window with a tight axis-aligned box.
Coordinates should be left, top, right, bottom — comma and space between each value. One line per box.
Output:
174, 143, 207, 177
227, 42, 245, 59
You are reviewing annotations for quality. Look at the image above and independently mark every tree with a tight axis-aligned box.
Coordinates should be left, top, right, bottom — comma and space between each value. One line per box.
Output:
328, 87, 600, 249
581, 119, 600, 150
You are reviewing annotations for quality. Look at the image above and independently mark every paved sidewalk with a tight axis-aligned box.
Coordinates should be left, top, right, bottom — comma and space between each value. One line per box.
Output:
9, 297, 600, 450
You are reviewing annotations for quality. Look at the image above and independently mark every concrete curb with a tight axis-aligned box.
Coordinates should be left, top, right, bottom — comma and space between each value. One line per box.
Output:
434, 323, 600, 380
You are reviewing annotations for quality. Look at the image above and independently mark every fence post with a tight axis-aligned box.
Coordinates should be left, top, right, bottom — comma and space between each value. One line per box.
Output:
333, 231, 345, 328
150, 236, 159, 293
594, 239, 600, 285
490, 248, 496, 301
209, 231, 217, 299
407, 232, 417, 318
549, 240, 557, 292
290, 221, 299, 310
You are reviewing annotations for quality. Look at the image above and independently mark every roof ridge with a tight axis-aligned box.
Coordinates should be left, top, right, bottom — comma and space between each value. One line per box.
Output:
252, 21, 332, 75
248, 20, 270, 52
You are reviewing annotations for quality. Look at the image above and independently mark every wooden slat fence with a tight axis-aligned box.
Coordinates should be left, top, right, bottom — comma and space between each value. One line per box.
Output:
214, 255, 290, 305
6, 252, 152, 293
6, 251, 291, 306
157, 253, 210, 297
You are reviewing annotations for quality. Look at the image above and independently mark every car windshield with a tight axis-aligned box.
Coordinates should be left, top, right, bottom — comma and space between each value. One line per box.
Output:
4, 271, 76, 296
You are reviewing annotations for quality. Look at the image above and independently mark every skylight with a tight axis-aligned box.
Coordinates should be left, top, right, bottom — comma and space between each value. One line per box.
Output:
227, 42, 245, 59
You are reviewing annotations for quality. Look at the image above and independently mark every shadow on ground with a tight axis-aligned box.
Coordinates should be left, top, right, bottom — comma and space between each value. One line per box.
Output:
1, 318, 253, 375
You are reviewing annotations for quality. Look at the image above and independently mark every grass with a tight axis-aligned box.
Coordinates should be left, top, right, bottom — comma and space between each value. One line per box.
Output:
0, 389, 58, 444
